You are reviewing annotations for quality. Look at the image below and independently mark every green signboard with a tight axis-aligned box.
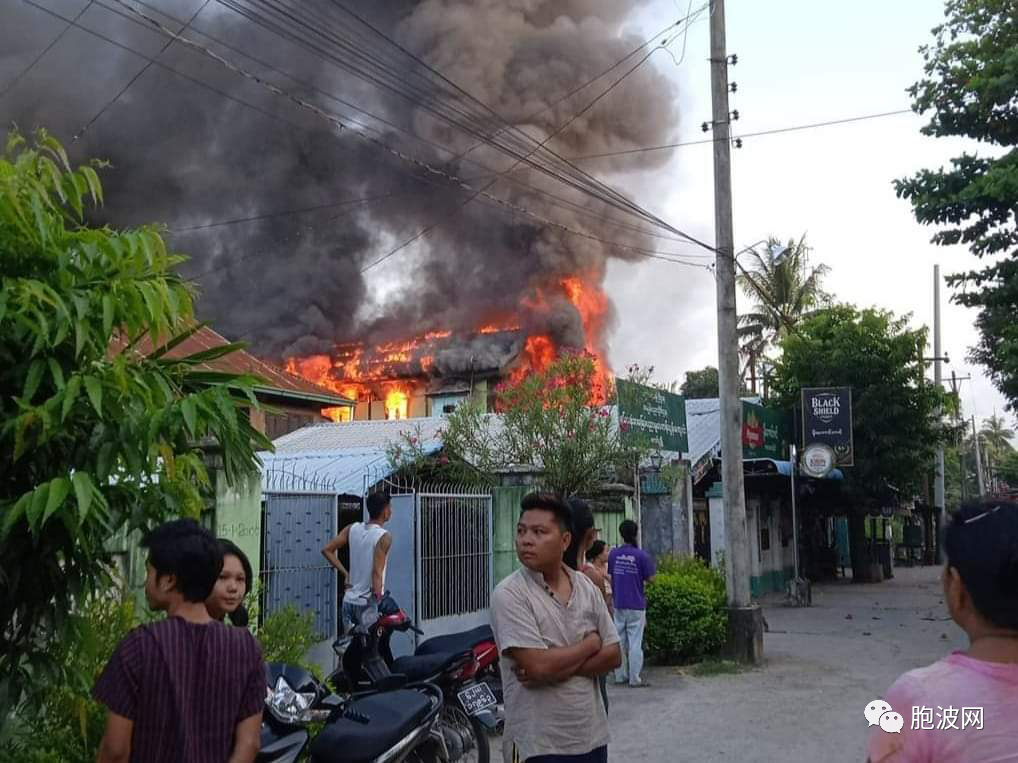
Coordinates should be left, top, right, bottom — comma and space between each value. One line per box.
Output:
742, 401, 790, 460
616, 378, 688, 453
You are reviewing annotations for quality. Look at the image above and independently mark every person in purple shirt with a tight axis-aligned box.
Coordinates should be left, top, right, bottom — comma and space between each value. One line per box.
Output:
93, 519, 265, 763
608, 520, 656, 687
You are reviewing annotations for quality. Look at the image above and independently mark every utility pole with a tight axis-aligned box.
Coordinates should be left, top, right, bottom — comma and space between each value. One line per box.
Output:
973, 415, 986, 497
933, 265, 945, 563
949, 371, 971, 502
709, 0, 762, 663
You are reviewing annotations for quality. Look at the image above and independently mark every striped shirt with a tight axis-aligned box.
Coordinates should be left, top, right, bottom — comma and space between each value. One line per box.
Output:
93, 616, 265, 763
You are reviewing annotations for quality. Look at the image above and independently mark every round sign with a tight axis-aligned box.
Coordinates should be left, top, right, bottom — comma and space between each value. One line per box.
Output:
801, 443, 836, 478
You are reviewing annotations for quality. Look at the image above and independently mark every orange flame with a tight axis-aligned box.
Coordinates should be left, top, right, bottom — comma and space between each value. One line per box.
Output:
385, 387, 409, 420
284, 275, 615, 414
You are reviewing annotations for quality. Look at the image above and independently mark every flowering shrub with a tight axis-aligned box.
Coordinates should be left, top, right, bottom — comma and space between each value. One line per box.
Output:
441, 353, 644, 496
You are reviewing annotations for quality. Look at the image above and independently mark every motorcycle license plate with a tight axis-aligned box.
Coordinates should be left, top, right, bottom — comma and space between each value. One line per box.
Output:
457, 682, 497, 716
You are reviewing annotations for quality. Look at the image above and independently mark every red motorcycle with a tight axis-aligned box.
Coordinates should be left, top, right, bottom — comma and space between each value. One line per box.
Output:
332, 596, 501, 763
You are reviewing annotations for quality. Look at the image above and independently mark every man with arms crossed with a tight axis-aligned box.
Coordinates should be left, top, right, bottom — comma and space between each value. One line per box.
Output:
322, 491, 393, 632
491, 493, 621, 763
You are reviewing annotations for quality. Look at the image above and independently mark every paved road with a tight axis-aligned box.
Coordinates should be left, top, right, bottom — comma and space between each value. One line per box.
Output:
606, 565, 965, 762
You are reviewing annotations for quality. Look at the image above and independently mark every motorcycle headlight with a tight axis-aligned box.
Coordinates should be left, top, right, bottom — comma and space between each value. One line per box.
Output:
266, 675, 318, 725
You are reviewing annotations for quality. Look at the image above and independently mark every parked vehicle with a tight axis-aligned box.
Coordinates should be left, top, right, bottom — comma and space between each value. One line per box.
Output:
332, 596, 499, 763
258, 662, 446, 763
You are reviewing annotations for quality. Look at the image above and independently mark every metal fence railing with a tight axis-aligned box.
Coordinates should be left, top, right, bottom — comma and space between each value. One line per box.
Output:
417, 491, 493, 622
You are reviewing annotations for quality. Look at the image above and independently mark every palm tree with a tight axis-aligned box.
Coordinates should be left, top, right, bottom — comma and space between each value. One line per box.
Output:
980, 413, 1015, 456
737, 234, 831, 392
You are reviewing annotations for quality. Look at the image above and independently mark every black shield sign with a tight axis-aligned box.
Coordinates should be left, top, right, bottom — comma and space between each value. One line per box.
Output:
801, 387, 854, 467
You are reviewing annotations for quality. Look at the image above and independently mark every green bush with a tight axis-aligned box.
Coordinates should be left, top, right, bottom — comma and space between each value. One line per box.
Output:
1, 595, 141, 763
645, 557, 727, 664
256, 604, 320, 678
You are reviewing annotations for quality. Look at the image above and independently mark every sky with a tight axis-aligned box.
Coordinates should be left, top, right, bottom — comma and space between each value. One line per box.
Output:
0, 0, 1013, 433
602, 0, 1015, 431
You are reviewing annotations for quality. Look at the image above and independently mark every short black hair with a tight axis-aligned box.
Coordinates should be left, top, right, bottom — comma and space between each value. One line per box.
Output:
565, 498, 595, 570
143, 519, 222, 602
944, 501, 1018, 630
520, 492, 572, 533
586, 540, 607, 562
366, 491, 391, 519
620, 519, 639, 545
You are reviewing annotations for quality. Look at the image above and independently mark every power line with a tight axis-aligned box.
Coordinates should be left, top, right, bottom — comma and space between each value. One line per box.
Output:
16, 0, 707, 274
83, 0, 702, 245
216, 0, 708, 242
72, 0, 211, 141
0, 0, 95, 100
358, 16, 708, 274
168, 190, 398, 233
103, 0, 693, 243
107, 0, 716, 257
570, 108, 915, 160
19, 1, 715, 272
19, 0, 315, 137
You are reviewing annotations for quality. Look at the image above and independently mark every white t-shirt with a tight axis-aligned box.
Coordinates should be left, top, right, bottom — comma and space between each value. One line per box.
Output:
343, 522, 388, 605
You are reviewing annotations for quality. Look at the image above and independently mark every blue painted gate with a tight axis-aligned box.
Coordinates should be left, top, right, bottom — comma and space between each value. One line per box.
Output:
261, 492, 337, 641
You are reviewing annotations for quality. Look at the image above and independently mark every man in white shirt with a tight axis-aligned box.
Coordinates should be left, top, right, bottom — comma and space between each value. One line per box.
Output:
322, 491, 393, 633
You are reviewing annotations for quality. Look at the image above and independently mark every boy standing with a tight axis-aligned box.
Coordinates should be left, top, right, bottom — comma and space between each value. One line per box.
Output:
94, 519, 265, 763
608, 520, 656, 688
491, 493, 621, 763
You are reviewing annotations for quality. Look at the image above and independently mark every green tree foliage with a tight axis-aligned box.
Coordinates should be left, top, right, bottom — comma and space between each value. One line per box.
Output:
770, 306, 948, 580
895, 1, 1018, 409
0, 595, 143, 763
997, 449, 1018, 486
979, 413, 1015, 458
736, 235, 831, 389
439, 353, 634, 496
770, 306, 948, 503
680, 366, 719, 399
0, 130, 271, 714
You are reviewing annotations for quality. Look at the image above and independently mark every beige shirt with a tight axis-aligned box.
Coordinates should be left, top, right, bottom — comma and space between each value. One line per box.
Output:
491, 565, 619, 762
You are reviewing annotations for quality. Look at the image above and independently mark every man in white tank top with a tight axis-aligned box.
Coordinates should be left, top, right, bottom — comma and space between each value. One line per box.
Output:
321, 492, 393, 633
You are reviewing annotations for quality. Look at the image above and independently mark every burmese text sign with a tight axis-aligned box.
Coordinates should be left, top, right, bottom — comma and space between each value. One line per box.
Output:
616, 378, 688, 453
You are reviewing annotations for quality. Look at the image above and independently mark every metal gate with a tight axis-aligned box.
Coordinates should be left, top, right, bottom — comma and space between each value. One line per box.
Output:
368, 478, 493, 655
416, 489, 493, 641
261, 492, 337, 642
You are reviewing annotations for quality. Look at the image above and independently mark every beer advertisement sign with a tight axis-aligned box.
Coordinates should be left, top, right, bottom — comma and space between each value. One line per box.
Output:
801, 387, 854, 467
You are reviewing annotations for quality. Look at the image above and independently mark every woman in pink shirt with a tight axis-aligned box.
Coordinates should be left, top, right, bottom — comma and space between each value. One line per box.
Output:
867, 500, 1018, 763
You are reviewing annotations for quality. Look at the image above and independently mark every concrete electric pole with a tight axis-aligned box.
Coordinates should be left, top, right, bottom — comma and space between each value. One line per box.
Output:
973, 416, 986, 497
709, 0, 762, 663
933, 265, 945, 562
949, 371, 971, 503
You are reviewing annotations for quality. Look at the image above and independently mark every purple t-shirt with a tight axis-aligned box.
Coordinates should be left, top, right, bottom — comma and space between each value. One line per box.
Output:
93, 616, 265, 763
608, 544, 656, 611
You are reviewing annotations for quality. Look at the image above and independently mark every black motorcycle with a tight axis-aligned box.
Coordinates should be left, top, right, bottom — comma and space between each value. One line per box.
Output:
258, 662, 447, 763
332, 597, 497, 763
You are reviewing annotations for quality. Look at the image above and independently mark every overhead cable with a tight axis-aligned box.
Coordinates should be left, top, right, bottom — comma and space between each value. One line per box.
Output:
571, 109, 915, 160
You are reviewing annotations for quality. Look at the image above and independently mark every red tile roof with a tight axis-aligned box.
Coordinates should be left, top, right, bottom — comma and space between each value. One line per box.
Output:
110, 324, 353, 406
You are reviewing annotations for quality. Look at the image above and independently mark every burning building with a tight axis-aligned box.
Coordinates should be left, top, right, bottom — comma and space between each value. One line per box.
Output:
3, 1, 681, 400
287, 275, 612, 420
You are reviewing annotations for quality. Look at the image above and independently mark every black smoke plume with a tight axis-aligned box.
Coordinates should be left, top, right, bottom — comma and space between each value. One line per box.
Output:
1, 0, 680, 371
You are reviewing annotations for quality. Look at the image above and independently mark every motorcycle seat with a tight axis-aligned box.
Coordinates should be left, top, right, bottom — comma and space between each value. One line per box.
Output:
415, 625, 495, 656
309, 689, 433, 763
390, 650, 471, 682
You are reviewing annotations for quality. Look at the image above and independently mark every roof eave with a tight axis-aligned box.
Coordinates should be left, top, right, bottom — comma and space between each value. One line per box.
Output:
254, 385, 355, 407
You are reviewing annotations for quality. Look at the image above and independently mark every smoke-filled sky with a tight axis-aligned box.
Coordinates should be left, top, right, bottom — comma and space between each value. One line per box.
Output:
1, 0, 685, 373
2, 0, 1014, 424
